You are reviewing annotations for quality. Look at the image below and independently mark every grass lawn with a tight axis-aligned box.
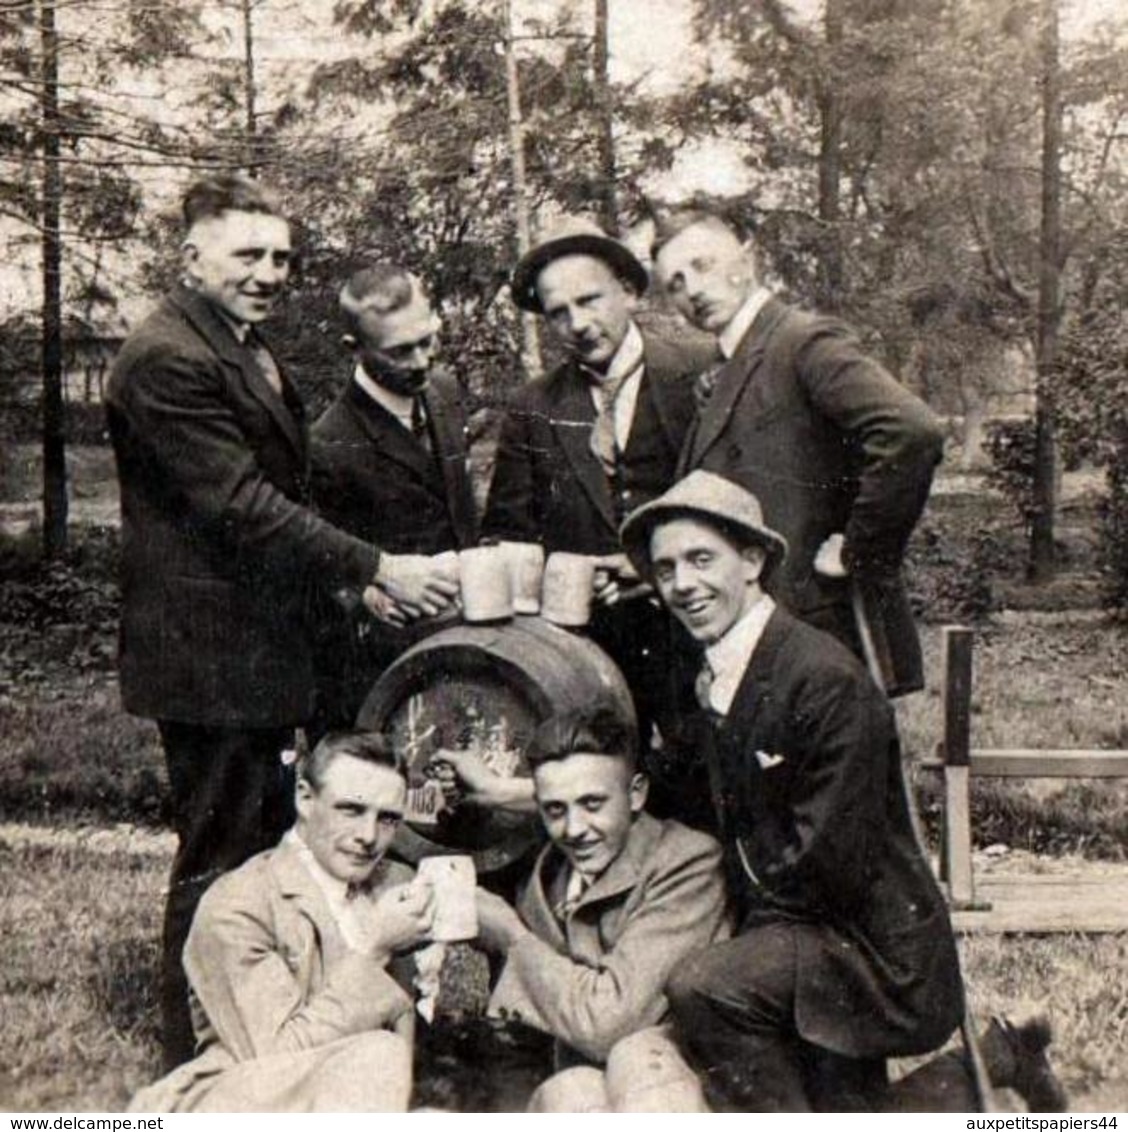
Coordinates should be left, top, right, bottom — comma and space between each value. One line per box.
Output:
2, 487, 1127, 1112
3, 823, 1126, 1113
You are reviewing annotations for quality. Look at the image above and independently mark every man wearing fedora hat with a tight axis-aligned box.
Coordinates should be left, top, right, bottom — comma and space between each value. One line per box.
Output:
620, 470, 965, 1110
620, 473, 1066, 1112
482, 219, 711, 750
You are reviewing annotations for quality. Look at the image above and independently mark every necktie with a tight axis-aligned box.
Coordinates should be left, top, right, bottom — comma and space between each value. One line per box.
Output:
555, 867, 590, 921
695, 660, 716, 712
694, 347, 727, 410
248, 335, 283, 396
588, 359, 643, 476
411, 397, 432, 453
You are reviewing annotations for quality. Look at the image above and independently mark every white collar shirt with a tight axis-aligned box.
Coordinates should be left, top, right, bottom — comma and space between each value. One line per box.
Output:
702, 595, 777, 716
585, 320, 646, 450
717, 286, 774, 360
284, 827, 372, 950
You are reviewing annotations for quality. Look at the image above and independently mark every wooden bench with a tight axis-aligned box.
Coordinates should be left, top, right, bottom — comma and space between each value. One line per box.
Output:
921, 625, 1128, 933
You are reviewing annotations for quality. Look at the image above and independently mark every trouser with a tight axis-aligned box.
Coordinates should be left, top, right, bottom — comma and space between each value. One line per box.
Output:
669, 923, 972, 1113
157, 721, 296, 1071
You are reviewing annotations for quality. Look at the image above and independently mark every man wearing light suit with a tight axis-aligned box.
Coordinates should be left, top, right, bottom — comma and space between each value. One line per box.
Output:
106, 176, 459, 1067
128, 731, 432, 1112
311, 264, 478, 729
652, 209, 944, 696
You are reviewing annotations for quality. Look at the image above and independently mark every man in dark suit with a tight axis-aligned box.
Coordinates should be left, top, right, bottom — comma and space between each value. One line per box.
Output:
621, 472, 1063, 1112
483, 220, 711, 743
652, 210, 944, 697
310, 264, 478, 728
106, 175, 459, 1068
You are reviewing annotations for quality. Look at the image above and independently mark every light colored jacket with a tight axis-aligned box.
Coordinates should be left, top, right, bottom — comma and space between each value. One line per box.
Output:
489, 812, 729, 1065
129, 840, 413, 1112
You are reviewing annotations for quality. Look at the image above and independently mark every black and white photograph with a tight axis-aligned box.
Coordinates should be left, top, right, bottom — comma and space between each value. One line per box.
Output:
1, 0, 1126, 1114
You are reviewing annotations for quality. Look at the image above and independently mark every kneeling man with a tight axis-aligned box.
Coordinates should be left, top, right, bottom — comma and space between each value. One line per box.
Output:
130, 731, 434, 1112
468, 710, 728, 1112
621, 471, 965, 1111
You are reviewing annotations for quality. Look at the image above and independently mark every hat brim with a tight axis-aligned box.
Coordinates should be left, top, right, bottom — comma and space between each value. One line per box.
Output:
511, 234, 649, 313
621, 502, 788, 583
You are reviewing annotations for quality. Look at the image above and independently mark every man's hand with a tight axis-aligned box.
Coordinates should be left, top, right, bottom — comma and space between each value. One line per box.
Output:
813, 532, 849, 578
373, 551, 461, 619
353, 881, 436, 960
591, 552, 650, 606
475, 888, 529, 954
362, 584, 410, 627
427, 748, 536, 814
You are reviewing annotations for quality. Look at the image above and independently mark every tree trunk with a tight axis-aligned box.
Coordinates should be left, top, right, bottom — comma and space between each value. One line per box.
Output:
241, 0, 257, 172
502, 0, 541, 379
593, 0, 616, 232
815, 0, 844, 314
1029, 0, 1060, 582
40, 0, 67, 558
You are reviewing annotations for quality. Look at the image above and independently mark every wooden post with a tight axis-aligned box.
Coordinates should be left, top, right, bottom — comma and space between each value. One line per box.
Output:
941, 626, 976, 907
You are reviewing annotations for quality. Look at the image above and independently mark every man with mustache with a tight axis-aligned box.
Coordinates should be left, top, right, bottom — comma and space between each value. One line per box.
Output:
482, 219, 711, 748
106, 175, 459, 1068
128, 731, 432, 1112
652, 209, 944, 698
310, 264, 477, 730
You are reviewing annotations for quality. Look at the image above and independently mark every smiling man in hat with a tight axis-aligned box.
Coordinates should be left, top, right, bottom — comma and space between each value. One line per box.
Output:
621, 470, 965, 1111
481, 219, 711, 751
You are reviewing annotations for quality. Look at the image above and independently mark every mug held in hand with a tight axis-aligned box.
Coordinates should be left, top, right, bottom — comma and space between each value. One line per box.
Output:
417, 854, 478, 942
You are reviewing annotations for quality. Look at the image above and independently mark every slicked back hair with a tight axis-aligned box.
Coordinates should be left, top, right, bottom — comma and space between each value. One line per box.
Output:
181, 174, 284, 230
649, 208, 747, 261
526, 708, 639, 774
299, 729, 402, 793
339, 263, 423, 339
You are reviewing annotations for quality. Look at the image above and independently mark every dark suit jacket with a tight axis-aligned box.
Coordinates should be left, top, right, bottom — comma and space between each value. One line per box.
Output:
483, 330, 707, 555
106, 285, 378, 727
310, 369, 477, 555
706, 606, 962, 1060
308, 370, 478, 724
680, 298, 944, 696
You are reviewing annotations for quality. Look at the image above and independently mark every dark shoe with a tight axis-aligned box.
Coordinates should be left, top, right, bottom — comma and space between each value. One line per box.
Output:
988, 1013, 1068, 1112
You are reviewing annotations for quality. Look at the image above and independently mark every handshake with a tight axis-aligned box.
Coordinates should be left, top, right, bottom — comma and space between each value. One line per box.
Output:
363, 550, 461, 628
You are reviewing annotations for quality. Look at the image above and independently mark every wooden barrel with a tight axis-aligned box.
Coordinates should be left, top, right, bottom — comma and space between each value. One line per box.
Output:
356, 616, 636, 873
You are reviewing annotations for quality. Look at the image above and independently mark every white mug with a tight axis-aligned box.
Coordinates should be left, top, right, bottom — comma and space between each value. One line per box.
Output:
502, 541, 546, 615
541, 552, 595, 627
458, 545, 513, 622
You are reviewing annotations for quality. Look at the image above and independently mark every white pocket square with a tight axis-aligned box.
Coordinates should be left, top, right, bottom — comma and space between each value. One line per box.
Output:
754, 750, 786, 770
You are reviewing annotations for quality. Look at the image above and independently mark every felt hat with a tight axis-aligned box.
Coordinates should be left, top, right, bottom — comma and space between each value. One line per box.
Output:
511, 218, 649, 313
620, 470, 789, 579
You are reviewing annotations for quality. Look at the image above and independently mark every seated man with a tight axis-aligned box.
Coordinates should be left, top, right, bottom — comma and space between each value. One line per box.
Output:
620, 471, 1066, 1112
466, 709, 728, 1112
129, 731, 434, 1113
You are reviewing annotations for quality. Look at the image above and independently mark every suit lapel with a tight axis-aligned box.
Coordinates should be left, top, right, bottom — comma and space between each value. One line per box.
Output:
170, 286, 306, 459
684, 298, 788, 469
550, 366, 617, 536
423, 378, 477, 546
716, 607, 790, 765
345, 380, 441, 487
639, 336, 684, 451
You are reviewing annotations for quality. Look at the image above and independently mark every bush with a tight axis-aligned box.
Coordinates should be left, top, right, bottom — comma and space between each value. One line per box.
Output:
1053, 247, 1128, 608
983, 417, 1038, 528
